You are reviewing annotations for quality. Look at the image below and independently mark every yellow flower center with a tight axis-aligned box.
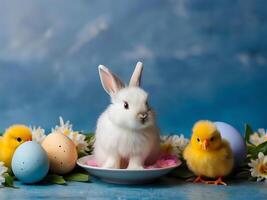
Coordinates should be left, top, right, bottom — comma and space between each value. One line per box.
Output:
259, 164, 267, 174
63, 130, 71, 135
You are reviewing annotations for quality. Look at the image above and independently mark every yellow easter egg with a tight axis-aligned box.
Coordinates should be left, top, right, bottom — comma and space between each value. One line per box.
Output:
42, 133, 77, 174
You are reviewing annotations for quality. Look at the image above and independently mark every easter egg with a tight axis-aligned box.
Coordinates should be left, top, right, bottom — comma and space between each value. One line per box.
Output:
215, 122, 247, 167
42, 133, 77, 174
11, 141, 49, 184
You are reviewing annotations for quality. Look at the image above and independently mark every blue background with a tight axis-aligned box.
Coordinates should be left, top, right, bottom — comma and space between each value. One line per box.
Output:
0, 0, 266, 136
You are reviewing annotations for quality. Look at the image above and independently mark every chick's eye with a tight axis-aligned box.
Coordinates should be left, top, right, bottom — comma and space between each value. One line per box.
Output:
17, 137, 22, 142
197, 138, 200, 142
124, 101, 129, 110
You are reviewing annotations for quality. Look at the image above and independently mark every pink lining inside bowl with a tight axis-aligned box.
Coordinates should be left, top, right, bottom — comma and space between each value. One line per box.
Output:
85, 155, 180, 169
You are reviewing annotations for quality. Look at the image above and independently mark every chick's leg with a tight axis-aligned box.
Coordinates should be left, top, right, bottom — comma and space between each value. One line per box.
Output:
205, 176, 227, 186
193, 176, 206, 183
214, 176, 227, 186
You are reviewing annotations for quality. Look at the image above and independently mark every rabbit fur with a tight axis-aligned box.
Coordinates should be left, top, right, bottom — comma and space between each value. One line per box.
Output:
94, 62, 160, 169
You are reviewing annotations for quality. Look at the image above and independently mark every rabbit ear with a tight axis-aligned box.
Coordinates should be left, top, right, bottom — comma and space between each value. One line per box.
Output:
129, 62, 143, 87
98, 65, 125, 95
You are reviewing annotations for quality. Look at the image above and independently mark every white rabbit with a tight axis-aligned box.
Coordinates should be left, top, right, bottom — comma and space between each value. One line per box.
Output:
94, 62, 161, 169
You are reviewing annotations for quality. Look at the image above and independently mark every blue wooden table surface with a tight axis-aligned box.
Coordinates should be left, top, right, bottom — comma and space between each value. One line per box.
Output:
0, 176, 266, 200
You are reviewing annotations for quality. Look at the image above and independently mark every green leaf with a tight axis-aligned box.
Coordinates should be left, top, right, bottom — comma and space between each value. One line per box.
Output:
84, 133, 95, 155
245, 124, 254, 144
169, 164, 194, 179
85, 133, 95, 140
234, 170, 250, 179
248, 176, 257, 181
3, 173, 15, 188
78, 152, 87, 158
45, 174, 66, 185
171, 169, 194, 179
247, 145, 256, 154
249, 141, 267, 158
64, 173, 90, 182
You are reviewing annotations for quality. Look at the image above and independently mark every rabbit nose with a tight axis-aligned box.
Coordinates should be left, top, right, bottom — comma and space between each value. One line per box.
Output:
138, 112, 148, 121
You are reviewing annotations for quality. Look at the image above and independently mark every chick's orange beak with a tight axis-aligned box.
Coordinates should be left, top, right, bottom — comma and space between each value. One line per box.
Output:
202, 139, 209, 150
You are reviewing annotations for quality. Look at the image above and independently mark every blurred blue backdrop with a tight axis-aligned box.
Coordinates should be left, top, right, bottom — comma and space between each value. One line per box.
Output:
0, 0, 266, 136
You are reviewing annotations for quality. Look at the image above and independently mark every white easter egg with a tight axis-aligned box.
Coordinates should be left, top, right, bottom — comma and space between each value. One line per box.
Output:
215, 122, 247, 167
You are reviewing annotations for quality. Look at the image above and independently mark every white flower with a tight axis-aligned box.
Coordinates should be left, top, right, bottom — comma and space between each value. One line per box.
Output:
249, 129, 267, 146
160, 134, 189, 156
68, 131, 89, 154
0, 162, 8, 186
52, 116, 73, 135
52, 117, 89, 154
248, 152, 267, 182
30, 126, 46, 144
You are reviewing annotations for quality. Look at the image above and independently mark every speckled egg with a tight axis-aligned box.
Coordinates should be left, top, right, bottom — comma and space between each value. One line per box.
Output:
11, 141, 49, 184
215, 121, 247, 167
41, 133, 77, 174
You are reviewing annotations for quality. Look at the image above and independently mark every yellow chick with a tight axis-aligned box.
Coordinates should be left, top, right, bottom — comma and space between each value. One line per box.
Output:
0, 125, 32, 168
183, 120, 234, 185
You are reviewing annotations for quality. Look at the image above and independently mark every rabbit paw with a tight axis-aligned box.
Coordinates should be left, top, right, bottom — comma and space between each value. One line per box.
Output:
127, 156, 144, 170
102, 157, 120, 169
127, 165, 144, 170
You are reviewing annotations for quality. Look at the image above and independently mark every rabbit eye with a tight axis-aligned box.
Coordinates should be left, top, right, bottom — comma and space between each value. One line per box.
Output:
124, 101, 129, 110
210, 137, 215, 141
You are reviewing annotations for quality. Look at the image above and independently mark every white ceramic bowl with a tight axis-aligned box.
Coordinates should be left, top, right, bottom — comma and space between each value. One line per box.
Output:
77, 155, 181, 184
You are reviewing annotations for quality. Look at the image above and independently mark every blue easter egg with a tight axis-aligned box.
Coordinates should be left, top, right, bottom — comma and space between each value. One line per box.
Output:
215, 122, 247, 167
11, 141, 49, 184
